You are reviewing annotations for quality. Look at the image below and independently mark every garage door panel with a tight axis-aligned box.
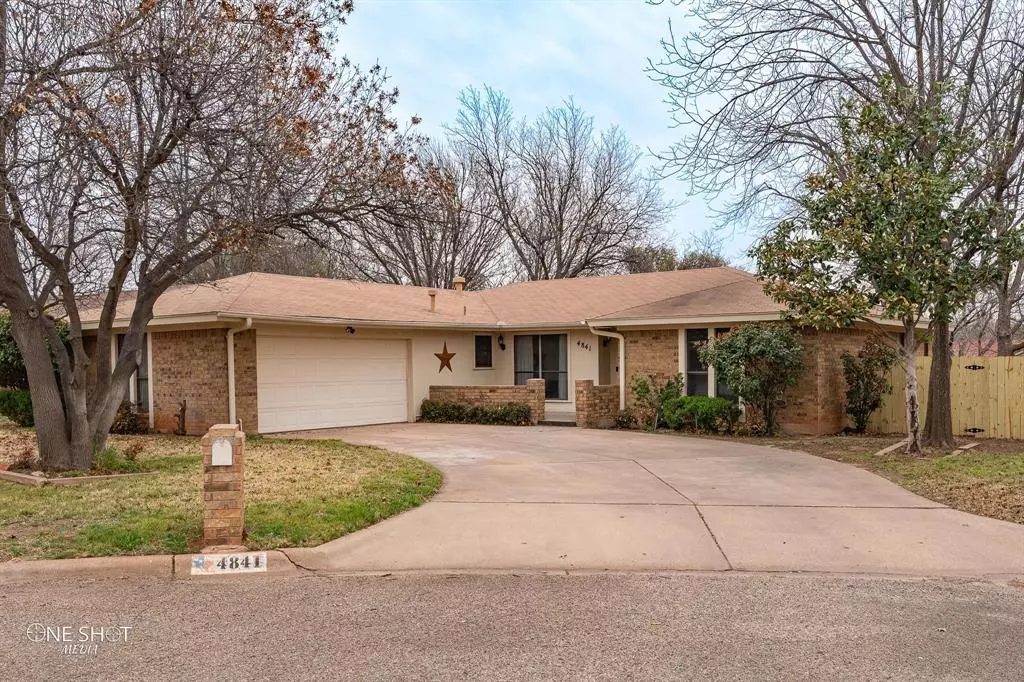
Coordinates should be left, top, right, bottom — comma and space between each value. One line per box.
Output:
257, 335, 408, 433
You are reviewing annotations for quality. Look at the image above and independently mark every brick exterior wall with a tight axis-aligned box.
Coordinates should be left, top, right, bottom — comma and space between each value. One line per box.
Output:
152, 329, 228, 435
615, 324, 878, 435
575, 380, 619, 428
622, 329, 679, 407
150, 328, 258, 436
135, 321, 881, 438
233, 330, 258, 434
777, 327, 873, 435
428, 379, 546, 424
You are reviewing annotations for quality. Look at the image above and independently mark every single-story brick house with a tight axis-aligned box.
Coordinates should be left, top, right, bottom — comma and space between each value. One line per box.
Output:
80, 267, 908, 435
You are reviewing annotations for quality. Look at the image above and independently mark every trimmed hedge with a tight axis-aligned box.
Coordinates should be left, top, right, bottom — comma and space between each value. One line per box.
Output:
420, 399, 532, 426
663, 396, 740, 433
0, 388, 34, 427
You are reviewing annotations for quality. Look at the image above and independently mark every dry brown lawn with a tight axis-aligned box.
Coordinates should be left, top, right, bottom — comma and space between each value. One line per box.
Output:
0, 425, 441, 561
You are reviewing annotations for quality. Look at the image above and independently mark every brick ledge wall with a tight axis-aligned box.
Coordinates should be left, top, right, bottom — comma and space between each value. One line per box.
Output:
428, 379, 546, 424
575, 380, 619, 428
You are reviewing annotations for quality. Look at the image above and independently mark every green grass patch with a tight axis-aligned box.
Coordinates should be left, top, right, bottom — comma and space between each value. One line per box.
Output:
0, 429, 442, 561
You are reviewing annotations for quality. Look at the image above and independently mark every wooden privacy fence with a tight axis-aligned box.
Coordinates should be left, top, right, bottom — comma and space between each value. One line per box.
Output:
868, 356, 1024, 439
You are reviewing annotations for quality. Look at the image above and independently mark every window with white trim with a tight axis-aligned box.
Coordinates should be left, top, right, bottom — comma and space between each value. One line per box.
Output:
474, 335, 493, 368
685, 328, 709, 396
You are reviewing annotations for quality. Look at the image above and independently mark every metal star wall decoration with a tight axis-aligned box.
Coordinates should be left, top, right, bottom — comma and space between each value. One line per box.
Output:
435, 342, 455, 373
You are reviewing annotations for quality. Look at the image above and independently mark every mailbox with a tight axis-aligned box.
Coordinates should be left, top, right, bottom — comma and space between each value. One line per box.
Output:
211, 437, 233, 466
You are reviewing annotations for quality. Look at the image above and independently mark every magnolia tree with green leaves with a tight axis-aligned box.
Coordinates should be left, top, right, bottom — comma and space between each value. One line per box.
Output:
754, 88, 1005, 453
697, 324, 804, 436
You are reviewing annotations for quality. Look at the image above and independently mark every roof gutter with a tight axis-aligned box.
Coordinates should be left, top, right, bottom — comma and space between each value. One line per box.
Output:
593, 312, 787, 327
227, 317, 252, 428
590, 312, 921, 330
586, 322, 626, 411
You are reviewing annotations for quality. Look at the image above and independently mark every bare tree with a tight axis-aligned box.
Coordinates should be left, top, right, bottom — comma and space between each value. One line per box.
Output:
678, 227, 730, 269
624, 229, 729, 272
0, 0, 417, 469
446, 86, 671, 280
334, 142, 510, 289
954, 276, 1024, 354
185, 234, 347, 282
623, 245, 683, 273
650, 0, 1023, 221
651, 0, 1024, 446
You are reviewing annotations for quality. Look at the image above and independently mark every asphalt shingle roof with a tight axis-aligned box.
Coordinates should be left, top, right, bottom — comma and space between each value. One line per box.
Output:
81, 267, 784, 328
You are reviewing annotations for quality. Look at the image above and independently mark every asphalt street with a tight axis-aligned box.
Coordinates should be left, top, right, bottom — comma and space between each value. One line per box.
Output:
2, 572, 1023, 681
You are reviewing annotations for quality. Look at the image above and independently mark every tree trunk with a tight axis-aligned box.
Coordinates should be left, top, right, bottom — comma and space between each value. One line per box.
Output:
923, 320, 954, 448
763, 400, 777, 436
902, 328, 923, 454
6, 309, 75, 469
66, 386, 95, 470
995, 287, 1013, 356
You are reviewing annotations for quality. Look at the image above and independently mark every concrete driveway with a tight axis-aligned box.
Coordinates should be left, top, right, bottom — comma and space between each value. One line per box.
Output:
283, 424, 1024, 577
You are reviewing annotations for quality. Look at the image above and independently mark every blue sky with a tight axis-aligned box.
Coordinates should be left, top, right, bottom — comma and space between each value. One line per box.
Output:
340, 0, 752, 263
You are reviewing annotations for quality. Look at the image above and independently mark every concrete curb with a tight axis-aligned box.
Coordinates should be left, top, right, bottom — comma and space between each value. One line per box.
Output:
172, 550, 304, 579
1, 551, 1020, 585
0, 550, 303, 585
0, 554, 174, 585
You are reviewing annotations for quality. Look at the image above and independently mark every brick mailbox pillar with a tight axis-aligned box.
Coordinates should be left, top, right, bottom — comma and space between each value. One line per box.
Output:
201, 424, 245, 548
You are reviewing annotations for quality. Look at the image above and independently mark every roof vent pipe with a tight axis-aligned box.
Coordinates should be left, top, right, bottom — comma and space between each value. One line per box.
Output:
453, 276, 466, 293
428, 289, 437, 312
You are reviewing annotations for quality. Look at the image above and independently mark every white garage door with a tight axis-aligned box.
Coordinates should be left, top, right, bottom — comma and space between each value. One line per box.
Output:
257, 334, 409, 433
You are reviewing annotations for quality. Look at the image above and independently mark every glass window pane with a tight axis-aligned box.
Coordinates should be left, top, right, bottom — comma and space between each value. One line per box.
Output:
136, 334, 149, 411
685, 328, 709, 372
116, 334, 130, 401
474, 335, 492, 368
540, 334, 567, 371
136, 378, 149, 412
687, 372, 709, 396
712, 328, 736, 399
541, 371, 565, 400
715, 378, 735, 400
540, 334, 568, 399
514, 335, 536, 385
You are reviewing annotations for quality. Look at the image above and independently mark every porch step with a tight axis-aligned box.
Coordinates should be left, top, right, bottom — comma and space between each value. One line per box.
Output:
538, 420, 577, 427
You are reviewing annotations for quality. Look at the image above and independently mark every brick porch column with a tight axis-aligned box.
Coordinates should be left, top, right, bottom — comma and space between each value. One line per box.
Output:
526, 378, 546, 424
575, 379, 594, 428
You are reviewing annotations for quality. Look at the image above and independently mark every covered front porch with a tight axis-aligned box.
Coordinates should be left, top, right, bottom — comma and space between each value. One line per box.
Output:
425, 327, 622, 426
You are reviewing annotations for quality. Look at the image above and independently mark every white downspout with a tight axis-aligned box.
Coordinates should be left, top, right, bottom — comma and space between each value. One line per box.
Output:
587, 324, 626, 410
227, 317, 253, 427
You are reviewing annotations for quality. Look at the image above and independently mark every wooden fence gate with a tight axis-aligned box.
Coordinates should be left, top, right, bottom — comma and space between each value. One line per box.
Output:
867, 356, 1023, 439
